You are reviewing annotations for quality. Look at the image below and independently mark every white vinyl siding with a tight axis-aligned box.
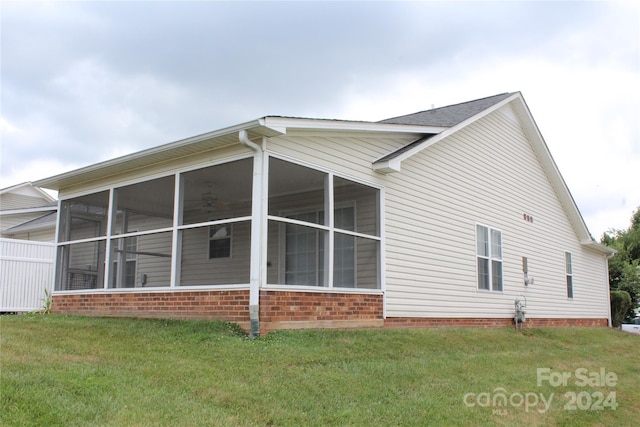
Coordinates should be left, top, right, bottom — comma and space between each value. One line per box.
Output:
383, 104, 609, 319
282, 207, 355, 287
180, 222, 250, 286
0, 194, 50, 210
267, 132, 411, 186
133, 231, 172, 287
284, 212, 326, 286
109, 214, 173, 288
8, 228, 56, 242
111, 236, 138, 287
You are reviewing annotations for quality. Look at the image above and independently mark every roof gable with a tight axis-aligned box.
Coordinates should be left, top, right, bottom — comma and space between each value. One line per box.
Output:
375, 92, 613, 255
0, 182, 56, 202
373, 93, 518, 172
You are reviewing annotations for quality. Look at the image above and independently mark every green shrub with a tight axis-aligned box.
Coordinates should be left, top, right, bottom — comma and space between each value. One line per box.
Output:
610, 290, 632, 327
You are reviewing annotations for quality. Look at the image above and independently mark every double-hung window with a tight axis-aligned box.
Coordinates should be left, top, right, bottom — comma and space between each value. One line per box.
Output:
565, 252, 573, 298
476, 225, 503, 291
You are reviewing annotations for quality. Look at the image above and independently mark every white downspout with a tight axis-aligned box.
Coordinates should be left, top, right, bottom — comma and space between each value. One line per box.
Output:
239, 130, 263, 338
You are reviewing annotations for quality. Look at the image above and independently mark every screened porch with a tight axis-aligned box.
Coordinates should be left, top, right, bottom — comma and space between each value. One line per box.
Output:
55, 156, 381, 292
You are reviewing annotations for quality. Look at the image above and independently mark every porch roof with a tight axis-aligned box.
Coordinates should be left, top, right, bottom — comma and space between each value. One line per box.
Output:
33, 117, 444, 192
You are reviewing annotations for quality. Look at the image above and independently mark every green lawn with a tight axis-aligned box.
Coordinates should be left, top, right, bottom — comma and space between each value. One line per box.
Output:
1, 315, 639, 426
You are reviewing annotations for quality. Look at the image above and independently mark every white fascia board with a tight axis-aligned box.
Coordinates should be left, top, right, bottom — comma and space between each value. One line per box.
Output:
29, 184, 57, 203
261, 116, 446, 135
0, 205, 58, 215
0, 182, 31, 195
581, 239, 616, 256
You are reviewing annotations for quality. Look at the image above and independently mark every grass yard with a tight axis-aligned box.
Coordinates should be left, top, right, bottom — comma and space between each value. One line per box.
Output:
1, 315, 639, 426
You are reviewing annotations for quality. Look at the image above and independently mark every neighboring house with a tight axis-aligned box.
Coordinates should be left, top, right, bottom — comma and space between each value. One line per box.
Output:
0, 182, 57, 312
33, 92, 614, 335
0, 182, 57, 241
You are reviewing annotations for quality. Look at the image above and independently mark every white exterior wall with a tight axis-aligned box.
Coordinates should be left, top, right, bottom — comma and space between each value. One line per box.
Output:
1, 238, 55, 311
8, 228, 56, 242
180, 221, 251, 286
46, 115, 608, 320
0, 193, 48, 210
383, 105, 609, 319
267, 132, 411, 184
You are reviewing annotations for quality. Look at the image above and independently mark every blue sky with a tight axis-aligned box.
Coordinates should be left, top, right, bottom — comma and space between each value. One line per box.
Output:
1, 1, 638, 238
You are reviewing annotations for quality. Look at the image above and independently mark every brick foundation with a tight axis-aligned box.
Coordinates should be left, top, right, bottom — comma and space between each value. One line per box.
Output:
52, 290, 608, 333
52, 289, 385, 333
259, 290, 384, 333
384, 317, 609, 328
384, 317, 513, 328
52, 290, 251, 326
523, 318, 608, 327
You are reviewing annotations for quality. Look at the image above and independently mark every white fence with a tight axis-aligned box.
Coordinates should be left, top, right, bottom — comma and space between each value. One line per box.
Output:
1, 238, 55, 312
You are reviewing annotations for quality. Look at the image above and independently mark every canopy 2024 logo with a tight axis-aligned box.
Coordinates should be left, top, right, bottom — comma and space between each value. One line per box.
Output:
463, 368, 617, 415
537, 368, 617, 411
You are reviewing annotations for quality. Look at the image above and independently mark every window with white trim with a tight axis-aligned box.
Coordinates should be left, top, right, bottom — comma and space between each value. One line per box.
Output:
209, 224, 232, 259
476, 224, 503, 291
565, 252, 573, 298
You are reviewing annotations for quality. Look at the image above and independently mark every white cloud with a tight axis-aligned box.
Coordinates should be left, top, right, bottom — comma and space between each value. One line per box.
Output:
0, 158, 67, 196
1, 0, 638, 239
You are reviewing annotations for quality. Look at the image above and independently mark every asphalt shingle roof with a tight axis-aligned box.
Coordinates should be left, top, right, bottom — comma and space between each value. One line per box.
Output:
379, 92, 515, 127
3, 211, 57, 233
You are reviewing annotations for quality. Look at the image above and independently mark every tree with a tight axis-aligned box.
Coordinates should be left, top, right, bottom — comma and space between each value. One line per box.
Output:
610, 290, 632, 327
602, 206, 640, 322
